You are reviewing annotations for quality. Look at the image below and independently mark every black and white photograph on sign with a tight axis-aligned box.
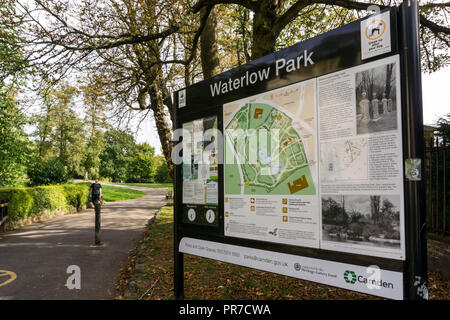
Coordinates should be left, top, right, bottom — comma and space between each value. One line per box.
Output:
355, 62, 397, 135
322, 195, 401, 249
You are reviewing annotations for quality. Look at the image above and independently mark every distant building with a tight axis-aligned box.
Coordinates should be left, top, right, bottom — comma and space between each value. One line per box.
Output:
423, 125, 437, 148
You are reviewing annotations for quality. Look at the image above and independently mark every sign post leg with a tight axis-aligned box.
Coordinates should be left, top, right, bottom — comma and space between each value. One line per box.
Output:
399, 0, 428, 300
174, 249, 184, 300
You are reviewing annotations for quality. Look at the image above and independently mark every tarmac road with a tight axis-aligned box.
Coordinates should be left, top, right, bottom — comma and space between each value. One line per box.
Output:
0, 184, 168, 300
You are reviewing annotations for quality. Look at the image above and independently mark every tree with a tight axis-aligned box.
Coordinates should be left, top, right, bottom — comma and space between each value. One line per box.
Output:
0, 88, 31, 186
154, 156, 172, 183
10, 0, 213, 178
80, 82, 108, 179
322, 196, 348, 226
200, 6, 221, 79
370, 195, 381, 225
82, 130, 105, 180
45, 84, 86, 177
33, 92, 56, 159
32, 84, 87, 179
27, 157, 70, 186
0, 1, 32, 186
435, 113, 450, 145
193, 0, 450, 63
0, 0, 29, 83
8, 0, 450, 179
100, 129, 136, 182
81, 80, 108, 135
127, 143, 156, 183
385, 63, 394, 98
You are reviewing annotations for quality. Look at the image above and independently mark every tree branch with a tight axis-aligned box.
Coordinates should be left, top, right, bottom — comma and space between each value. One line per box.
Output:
420, 14, 450, 35
310, 0, 450, 35
192, 0, 257, 13
420, 2, 450, 10
274, 0, 314, 35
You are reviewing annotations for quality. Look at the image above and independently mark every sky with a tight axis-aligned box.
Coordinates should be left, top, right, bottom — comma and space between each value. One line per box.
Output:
136, 66, 450, 156
421, 67, 450, 125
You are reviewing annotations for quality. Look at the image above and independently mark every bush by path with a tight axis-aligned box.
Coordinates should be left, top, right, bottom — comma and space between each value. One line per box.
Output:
0, 183, 146, 231
0, 184, 88, 221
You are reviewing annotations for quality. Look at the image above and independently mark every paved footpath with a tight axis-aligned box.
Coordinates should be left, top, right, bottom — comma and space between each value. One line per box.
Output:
0, 184, 168, 300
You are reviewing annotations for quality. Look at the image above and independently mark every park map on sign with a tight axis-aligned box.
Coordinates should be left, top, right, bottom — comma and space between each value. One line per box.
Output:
224, 81, 317, 196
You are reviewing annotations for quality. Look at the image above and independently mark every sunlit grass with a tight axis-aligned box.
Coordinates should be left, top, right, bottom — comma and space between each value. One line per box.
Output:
100, 185, 146, 202
114, 182, 173, 191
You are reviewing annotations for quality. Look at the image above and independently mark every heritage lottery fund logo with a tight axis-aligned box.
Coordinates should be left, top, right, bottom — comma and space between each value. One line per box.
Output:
343, 268, 394, 290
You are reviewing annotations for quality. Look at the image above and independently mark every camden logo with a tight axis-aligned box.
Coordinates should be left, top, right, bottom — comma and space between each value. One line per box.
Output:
294, 263, 301, 271
343, 270, 357, 284
343, 268, 395, 290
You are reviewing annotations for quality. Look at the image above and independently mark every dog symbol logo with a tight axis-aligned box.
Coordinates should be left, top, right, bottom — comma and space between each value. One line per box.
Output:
365, 19, 386, 40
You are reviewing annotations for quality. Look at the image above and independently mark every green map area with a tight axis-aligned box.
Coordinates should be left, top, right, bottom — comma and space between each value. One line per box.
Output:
225, 103, 316, 195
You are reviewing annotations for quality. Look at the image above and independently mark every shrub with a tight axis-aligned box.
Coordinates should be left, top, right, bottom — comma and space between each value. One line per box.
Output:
62, 184, 89, 211
127, 152, 155, 183
28, 158, 70, 186
0, 184, 89, 221
32, 186, 68, 213
154, 159, 172, 183
5, 188, 33, 219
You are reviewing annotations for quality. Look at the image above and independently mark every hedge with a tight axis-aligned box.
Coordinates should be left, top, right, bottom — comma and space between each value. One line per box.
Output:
0, 184, 89, 221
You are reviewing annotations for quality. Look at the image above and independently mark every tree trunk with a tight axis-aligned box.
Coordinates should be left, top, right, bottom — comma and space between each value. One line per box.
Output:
148, 81, 174, 178
251, 0, 281, 59
370, 196, 380, 224
200, 6, 220, 79
385, 64, 393, 98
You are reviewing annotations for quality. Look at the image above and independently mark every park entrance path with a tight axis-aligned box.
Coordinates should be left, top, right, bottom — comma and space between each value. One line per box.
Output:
0, 185, 168, 300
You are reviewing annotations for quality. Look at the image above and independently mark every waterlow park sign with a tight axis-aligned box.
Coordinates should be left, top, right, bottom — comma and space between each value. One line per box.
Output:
172, 2, 428, 300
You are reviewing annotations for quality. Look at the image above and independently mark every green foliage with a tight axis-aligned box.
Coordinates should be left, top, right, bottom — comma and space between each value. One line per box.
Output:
32, 84, 86, 177
6, 188, 33, 219
127, 143, 156, 183
0, 88, 31, 186
49, 85, 86, 176
0, 1, 29, 84
100, 129, 136, 182
62, 184, 89, 210
32, 186, 68, 213
0, 2, 32, 187
436, 113, 450, 145
154, 157, 172, 183
82, 130, 105, 179
0, 184, 89, 221
276, 3, 358, 50
28, 157, 70, 186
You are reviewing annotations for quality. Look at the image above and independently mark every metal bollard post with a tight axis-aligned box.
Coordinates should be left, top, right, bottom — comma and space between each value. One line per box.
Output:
0, 202, 8, 232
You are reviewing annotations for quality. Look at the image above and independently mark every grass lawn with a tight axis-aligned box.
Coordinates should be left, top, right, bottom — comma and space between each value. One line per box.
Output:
114, 203, 450, 300
99, 184, 146, 202
114, 182, 173, 191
